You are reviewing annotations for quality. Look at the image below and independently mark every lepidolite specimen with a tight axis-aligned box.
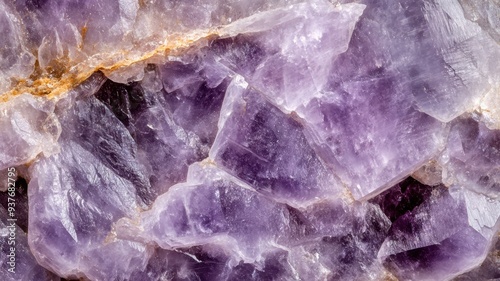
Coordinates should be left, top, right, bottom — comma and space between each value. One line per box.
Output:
0, 0, 499, 280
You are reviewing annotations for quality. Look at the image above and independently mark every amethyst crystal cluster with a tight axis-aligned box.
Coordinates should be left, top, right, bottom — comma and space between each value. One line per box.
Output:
1, 0, 499, 280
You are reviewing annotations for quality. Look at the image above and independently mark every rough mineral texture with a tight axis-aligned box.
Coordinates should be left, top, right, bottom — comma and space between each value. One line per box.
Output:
0, 0, 499, 281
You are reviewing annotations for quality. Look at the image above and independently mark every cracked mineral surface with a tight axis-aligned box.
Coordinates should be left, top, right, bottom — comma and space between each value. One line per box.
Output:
0, 0, 499, 280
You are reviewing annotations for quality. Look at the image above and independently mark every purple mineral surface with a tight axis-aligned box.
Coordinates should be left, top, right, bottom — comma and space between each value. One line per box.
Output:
0, 0, 499, 280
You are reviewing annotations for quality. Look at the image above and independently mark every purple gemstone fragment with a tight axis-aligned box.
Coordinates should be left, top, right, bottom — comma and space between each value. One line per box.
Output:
128, 248, 217, 281
0, 176, 29, 232
126, 163, 294, 259
27, 96, 152, 279
95, 61, 228, 197
442, 116, 500, 197
215, 1, 366, 111
0, 206, 57, 281
453, 238, 500, 281
298, 78, 446, 199
116, 161, 393, 280
370, 177, 434, 222
375, 180, 499, 280
288, 201, 391, 280
57, 95, 153, 204
294, 0, 459, 199
210, 76, 340, 205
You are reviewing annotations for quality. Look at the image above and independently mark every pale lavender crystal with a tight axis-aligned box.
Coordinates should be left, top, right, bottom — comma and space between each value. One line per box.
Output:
454, 238, 500, 280
0, 207, 56, 281
286, 201, 390, 280
373, 179, 499, 280
0, 1, 35, 93
0, 95, 59, 170
28, 139, 152, 280
95, 63, 227, 197
459, 0, 500, 43
28, 95, 152, 279
294, 0, 453, 199
118, 163, 295, 259
210, 76, 340, 205
209, 0, 452, 200
215, 1, 366, 111
441, 116, 500, 197
128, 248, 232, 281
5, 0, 303, 84
117, 162, 391, 280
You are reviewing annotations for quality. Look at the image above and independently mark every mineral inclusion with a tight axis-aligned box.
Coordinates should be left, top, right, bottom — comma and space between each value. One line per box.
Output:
0, 0, 499, 280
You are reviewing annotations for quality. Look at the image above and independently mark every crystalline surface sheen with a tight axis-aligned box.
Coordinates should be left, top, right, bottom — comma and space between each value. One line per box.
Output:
0, 0, 499, 280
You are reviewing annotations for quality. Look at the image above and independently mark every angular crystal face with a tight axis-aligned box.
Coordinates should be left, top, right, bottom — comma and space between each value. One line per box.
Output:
441, 117, 500, 197
374, 182, 494, 281
210, 77, 340, 205
0, 0, 499, 280
0, 201, 57, 281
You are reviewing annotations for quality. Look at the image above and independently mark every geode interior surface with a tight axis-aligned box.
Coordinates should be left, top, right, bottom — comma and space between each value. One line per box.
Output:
0, 0, 499, 280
